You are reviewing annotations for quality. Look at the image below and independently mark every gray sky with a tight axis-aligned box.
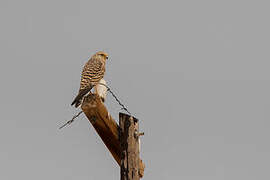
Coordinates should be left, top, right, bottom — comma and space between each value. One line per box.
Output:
1, 0, 270, 179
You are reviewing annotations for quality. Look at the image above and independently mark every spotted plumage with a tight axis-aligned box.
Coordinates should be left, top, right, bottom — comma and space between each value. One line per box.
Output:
71, 51, 108, 107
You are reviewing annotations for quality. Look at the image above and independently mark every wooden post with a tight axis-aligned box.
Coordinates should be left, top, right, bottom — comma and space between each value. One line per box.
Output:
81, 94, 145, 179
119, 113, 141, 180
81, 93, 121, 164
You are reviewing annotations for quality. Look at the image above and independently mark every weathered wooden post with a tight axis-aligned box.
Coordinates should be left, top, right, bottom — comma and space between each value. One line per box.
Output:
119, 113, 144, 180
80, 94, 145, 179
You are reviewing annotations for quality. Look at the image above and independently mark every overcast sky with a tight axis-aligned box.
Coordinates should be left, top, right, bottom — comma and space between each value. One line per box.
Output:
1, 0, 270, 179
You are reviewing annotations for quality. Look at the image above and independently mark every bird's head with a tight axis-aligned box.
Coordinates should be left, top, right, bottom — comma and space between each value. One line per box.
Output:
96, 51, 109, 60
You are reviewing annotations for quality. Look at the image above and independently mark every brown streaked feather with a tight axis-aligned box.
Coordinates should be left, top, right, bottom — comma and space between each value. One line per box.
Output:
71, 51, 107, 108
71, 85, 92, 107
80, 57, 105, 90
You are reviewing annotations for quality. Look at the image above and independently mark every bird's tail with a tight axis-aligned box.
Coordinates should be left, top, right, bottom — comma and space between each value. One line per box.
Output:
71, 87, 91, 108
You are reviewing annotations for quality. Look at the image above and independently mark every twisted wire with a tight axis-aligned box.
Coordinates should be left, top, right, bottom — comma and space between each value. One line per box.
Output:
59, 84, 131, 129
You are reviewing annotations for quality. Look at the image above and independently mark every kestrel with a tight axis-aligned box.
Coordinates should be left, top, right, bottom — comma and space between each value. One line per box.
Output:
71, 51, 108, 107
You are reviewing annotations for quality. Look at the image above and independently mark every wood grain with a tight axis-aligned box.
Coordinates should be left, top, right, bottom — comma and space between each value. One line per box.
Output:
81, 94, 145, 178
81, 93, 121, 164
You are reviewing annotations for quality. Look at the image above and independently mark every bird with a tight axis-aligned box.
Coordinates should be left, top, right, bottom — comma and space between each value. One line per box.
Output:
94, 78, 108, 102
71, 51, 109, 108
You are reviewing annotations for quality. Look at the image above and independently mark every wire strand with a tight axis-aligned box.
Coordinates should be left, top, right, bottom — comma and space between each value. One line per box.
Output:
59, 84, 131, 129
59, 110, 83, 129
98, 83, 132, 115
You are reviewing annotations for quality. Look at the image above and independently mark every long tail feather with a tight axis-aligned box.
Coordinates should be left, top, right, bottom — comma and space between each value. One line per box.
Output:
71, 87, 92, 108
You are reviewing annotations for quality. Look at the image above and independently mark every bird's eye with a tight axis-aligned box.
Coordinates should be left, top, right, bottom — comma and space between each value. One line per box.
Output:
106, 56, 108, 59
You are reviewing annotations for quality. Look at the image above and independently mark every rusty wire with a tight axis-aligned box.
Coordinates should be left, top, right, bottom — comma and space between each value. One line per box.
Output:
59, 110, 83, 129
59, 83, 131, 129
98, 83, 132, 115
